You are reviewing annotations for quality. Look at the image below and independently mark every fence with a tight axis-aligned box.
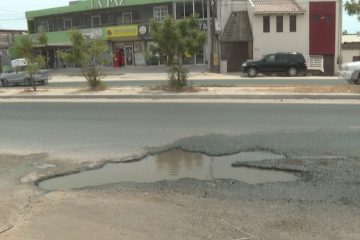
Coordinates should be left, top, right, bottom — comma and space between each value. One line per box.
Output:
305, 55, 324, 72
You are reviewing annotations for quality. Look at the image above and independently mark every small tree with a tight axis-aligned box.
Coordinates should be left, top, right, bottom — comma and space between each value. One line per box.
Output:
150, 16, 206, 90
9, 35, 46, 91
58, 29, 109, 90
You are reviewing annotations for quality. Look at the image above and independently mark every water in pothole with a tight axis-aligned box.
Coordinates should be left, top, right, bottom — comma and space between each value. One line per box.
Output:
38, 149, 298, 191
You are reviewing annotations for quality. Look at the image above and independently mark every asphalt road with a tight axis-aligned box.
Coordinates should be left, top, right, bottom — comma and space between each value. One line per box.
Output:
0, 102, 359, 161
43, 78, 346, 88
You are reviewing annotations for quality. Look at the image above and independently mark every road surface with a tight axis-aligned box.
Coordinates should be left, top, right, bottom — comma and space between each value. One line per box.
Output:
0, 101, 358, 160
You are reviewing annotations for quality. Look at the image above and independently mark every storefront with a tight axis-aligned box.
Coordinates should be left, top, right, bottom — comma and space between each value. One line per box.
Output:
106, 24, 148, 67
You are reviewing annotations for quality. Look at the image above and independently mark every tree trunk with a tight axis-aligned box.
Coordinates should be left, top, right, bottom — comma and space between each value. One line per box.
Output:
30, 76, 37, 91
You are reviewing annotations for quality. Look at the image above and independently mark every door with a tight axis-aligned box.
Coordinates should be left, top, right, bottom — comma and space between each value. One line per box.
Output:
275, 54, 289, 72
323, 55, 334, 76
226, 42, 250, 72
114, 49, 125, 67
114, 49, 121, 67
125, 46, 133, 66
8, 67, 26, 83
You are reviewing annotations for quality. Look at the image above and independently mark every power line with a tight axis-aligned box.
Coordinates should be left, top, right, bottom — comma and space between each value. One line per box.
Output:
0, 8, 23, 13
0, 18, 26, 22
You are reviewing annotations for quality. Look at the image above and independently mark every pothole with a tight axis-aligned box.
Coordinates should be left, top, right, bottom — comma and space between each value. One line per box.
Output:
38, 149, 298, 191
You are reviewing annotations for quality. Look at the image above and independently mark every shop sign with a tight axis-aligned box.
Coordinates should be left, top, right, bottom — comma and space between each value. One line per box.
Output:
81, 28, 103, 39
92, 0, 124, 9
106, 25, 139, 40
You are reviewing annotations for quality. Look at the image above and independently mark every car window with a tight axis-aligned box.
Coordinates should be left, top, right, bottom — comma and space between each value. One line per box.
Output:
293, 54, 305, 62
276, 54, 288, 62
264, 54, 275, 63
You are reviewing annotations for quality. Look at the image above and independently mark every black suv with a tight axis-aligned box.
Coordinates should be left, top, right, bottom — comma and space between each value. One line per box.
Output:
241, 52, 307, 77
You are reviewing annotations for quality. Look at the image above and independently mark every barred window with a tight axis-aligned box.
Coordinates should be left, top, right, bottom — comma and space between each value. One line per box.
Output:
276, 16, 283, 32
263, 16, 270, 32
290, 15, 296, 32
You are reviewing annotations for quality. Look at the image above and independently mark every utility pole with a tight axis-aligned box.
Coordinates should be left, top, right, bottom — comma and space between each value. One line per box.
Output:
338, 0, 343, 70
210, 0, 219, 73
207, 0, 213, 72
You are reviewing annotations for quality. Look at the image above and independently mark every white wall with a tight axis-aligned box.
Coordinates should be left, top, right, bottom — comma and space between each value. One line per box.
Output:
249, 13, 309, 60
343, 49, 360, 63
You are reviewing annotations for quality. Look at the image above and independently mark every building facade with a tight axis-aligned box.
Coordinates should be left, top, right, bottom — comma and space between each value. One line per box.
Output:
26, 0, 211, 69
218, 0, 341, 75
26, 0, 341, 75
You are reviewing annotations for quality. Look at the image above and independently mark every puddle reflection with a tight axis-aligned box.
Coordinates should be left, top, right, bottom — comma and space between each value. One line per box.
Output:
38, 149, 297, 191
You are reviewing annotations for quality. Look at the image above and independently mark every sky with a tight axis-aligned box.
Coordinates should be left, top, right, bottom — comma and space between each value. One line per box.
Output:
0, 0, 359, 34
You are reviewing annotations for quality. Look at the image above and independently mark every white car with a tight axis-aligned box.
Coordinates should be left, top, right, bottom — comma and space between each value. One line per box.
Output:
340, 61, 360, 85
0, 58, 49, 87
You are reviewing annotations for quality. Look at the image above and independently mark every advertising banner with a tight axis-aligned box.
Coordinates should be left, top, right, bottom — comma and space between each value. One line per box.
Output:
106, 25, 139, 40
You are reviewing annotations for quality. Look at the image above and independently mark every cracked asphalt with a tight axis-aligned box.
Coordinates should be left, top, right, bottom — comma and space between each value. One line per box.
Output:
1, 101, 360, 239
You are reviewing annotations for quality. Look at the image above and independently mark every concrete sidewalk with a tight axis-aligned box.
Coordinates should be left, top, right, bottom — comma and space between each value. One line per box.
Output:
49, 65, 341, 82
50, 65, 243, 82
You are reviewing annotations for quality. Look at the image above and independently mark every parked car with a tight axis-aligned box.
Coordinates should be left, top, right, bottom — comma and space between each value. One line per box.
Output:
0, 58, 49, 87
340, 61, 360, 85
241, 52, 308, 77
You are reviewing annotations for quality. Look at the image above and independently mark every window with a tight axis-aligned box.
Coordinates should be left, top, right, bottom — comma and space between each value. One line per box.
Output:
313, 15, 320, 22
40, 21, 49, 32
324, 15, 333, 22
276, 16, 283, 32
264, 54, 275, 63
91, 15, 101, 28
194, 0, 205, 19
153, 6, 168, 22
176, 2, 185, 20
290, 15, 296, 32
123, 12, 132, 24
276, 54, 288, 62
185, 1, 193, 17
263, 16, 270, 32
64, 18, 72, 30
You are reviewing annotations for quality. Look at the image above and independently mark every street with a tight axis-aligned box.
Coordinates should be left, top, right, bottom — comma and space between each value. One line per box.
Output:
1, 100, 360, 240
0, 101, 359, 160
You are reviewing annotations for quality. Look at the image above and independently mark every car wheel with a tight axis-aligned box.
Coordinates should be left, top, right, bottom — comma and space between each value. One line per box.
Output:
1, 79, 8, 87
247, 67, 257, 77
288, 66, 298, 77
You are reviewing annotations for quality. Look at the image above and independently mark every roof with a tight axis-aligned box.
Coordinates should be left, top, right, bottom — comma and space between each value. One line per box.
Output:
250, 0, 306, 15
342, 34, 360, 44
220, 11, 253, 42
26, 0, 172, 19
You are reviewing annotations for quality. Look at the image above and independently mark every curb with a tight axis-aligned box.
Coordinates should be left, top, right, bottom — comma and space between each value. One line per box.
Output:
1, 94, 360, 100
